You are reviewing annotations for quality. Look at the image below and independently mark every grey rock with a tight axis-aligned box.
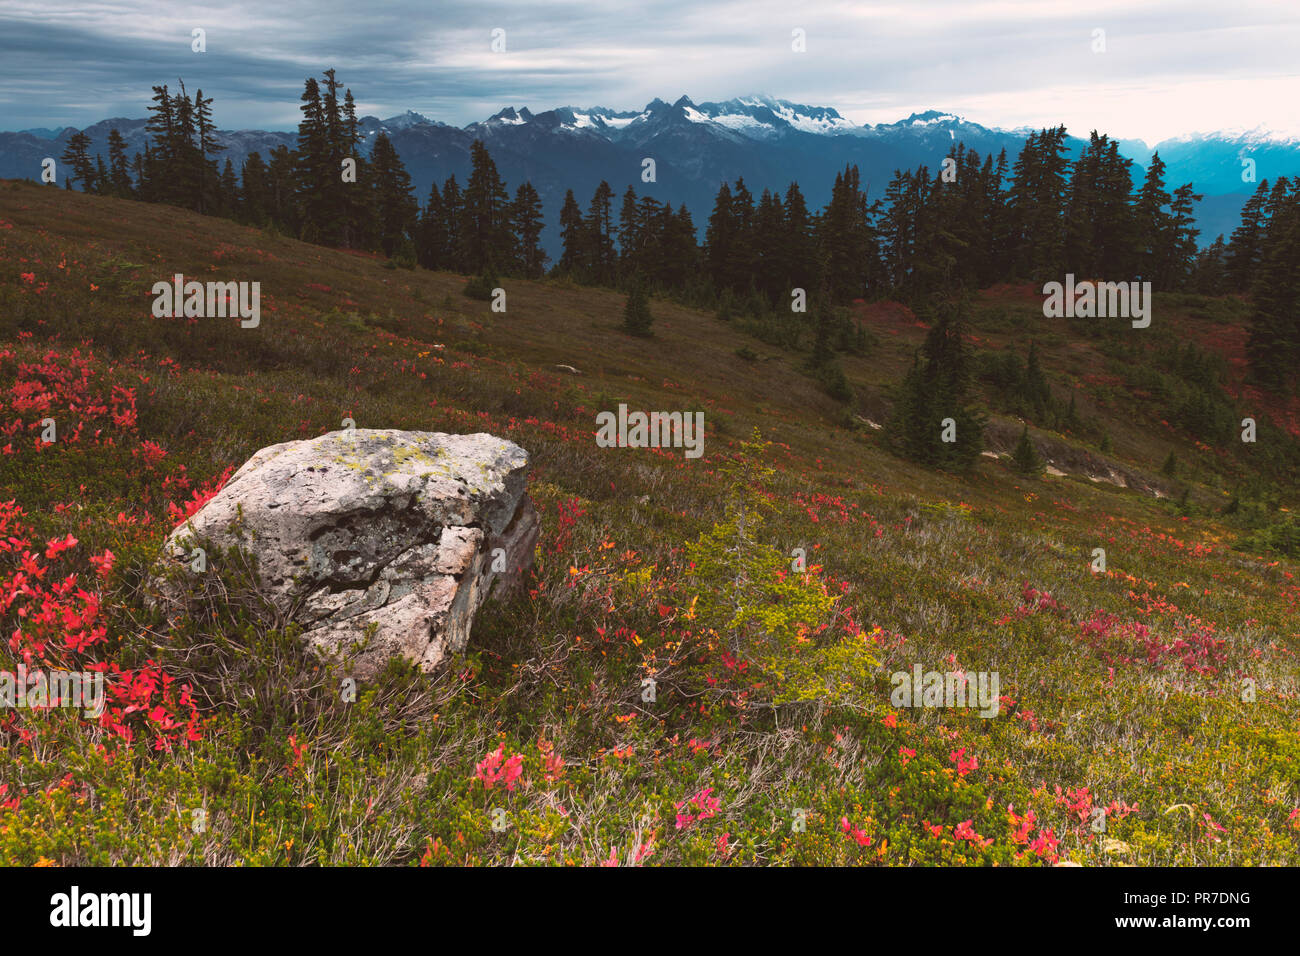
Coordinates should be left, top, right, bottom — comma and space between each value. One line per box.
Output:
148, 429, 538, 678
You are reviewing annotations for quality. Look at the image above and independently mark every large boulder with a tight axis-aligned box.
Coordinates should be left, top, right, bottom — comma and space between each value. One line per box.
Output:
148, 429, 538, 678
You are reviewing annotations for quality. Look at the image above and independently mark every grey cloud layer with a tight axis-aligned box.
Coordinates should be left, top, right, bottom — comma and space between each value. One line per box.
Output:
1, 0, 1297, 139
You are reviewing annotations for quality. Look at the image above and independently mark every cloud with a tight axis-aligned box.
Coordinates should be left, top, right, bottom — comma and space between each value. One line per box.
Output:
1, 0, 1298, 140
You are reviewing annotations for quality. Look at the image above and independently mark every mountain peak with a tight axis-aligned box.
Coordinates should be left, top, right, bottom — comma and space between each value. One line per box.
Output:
487, 107, 529, 126
379, 110, 436, 129
899, 109, 963, 126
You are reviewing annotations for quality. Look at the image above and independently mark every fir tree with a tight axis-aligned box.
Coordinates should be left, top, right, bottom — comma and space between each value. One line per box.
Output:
369, 131, 417, 257
463, 140, 512, 274
239, 152, 270, 225
557, 189, 585, 277
59, 131, 95, 192
1225, 179, 1270, 292
417, 180, 446, 269
585, 180, 616, 284
106, 129, 133, 197
293, 76, 330, 242
1011, 425, 1043, 476
192, 87, 224, 214
884, 297, 985, 470
622, 278, 654, 336
440, 175, 464, 273
511, 181, 547, 278
1246, 192, 1300, 388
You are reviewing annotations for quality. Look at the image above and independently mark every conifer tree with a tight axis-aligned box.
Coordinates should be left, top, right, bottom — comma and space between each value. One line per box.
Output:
1023, 341, 1051, 420
510, 181, 547, 278
634, 194, 663, 282
106, 129, 133, 197
885, 297, 985, 470
265, 145, 299, 233
622, 277, 654, 336
1225, 179, 1270, 292
753, 188, 785, 304
557, 189, 585, 277
585, 180, 616, 284
218, 158, 239, 217
462, 140, 512, 274
618, 185, 640, 276
193, 87, 224, 214
1011, 425, 1043, 476
169, 80, 203, 211
1192, 235, 1227, 294
293, 76, 330, 242
1006, 126, 1070, 281
705, 182, 736, 293
1246, 190, 1300, 388
782, 182, 820, 297
659, 204, 699, 290
1166, 183, 1203, 286
239, 151, 270, 225
59, 131, 95, 192
435, 175, 462, 272
417, 180, 446, 269
142, 84, 177, 202
369, 131, 417, 257
820, 165, 880, 302
1134, 151, 1173, 282
339, 86, 372, 248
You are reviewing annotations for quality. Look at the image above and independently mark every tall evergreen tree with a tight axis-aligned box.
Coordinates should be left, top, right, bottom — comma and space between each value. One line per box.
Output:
1225, 179, 1270, 292
59, 131, 95, 192
585, 180, 616, 284
1134, 151, 1173, 283
705, 182, 736, 294
369, 131, 417, 257
511, 181, 547, 278
337, 81, 373, 248
106, 128, 133, 197
218, 158, 239, 217
293, 76, 330, 242
819, 164, 881, 302
782, 182, 820, 298
462, 140, 512, 274
265, 144, 299, 233
193, 87, 224, 214
239, 151, 270, 225
1166, 182, 1203, 287
440, 175, 465, 273
1246, 187, 1300, 387
169, 80, 203, 210
1006, 126, 1070, 281
142, 84, 177, 202
417, 180, 446, 269
557, 188, 585, 277
618, 185, 640, 276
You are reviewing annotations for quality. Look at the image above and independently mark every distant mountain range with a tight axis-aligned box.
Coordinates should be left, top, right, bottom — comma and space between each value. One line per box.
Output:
5, 94, 1298, 259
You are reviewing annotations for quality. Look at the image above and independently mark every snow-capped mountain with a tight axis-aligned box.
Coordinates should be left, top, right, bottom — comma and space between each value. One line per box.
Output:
4, 95, 1298, 255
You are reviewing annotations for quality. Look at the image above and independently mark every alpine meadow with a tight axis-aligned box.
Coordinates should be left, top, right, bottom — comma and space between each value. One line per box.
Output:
1, 0, 1298, 932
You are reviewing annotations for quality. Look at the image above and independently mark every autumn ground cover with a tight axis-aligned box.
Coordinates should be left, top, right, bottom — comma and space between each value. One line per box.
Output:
0, 179, 1297, 866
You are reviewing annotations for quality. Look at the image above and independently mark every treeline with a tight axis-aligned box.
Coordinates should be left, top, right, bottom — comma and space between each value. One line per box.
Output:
55, 70, 1300, 388
1197, 176, 1300, 388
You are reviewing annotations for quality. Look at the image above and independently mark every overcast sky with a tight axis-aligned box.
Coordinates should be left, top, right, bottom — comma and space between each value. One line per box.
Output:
2, 0, 1298, 144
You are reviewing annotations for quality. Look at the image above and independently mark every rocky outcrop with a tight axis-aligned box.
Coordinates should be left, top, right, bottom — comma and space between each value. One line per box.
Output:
148, 429, 538, 678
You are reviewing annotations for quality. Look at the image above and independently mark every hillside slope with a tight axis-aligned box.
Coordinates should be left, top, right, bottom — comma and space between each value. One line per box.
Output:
1, 180, 1297, 866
